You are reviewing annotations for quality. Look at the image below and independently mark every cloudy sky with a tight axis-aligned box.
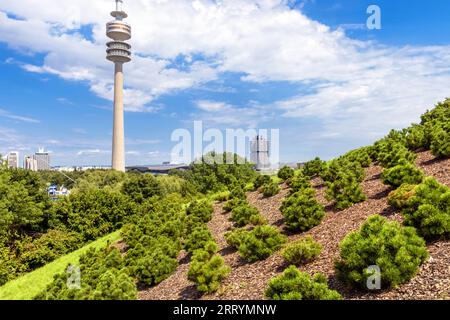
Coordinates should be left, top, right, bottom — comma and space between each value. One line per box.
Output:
0, 0, 449, 166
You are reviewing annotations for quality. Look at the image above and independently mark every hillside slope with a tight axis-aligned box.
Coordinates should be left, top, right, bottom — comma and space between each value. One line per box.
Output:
139, 150, 449, 300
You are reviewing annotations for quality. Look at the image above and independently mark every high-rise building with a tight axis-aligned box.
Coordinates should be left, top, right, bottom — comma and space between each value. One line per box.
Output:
24, 155, 38, 171
33, 148, 50, 171
106, 0, 132, 172
251, 136, 271, 171
7, 151, 19, 169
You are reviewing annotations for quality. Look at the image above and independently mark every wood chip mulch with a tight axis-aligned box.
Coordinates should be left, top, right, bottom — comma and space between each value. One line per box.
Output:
139, 151, 449, 300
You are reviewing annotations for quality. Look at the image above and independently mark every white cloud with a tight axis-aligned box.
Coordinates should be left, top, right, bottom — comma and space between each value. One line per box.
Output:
76, 149, 109, 156
0, 108, 40, 123
0, 0, 450, 145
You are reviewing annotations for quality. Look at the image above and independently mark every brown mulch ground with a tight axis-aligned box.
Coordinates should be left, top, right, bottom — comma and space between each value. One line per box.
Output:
139, 151, 449, 300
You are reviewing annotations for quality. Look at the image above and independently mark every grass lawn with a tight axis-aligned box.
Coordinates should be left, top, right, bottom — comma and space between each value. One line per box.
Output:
0, 230, 122, 300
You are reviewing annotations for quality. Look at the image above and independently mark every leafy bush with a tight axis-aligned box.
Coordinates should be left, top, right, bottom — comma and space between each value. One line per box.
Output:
281, 188, 325, 232
266, 266, 342, 300
0, 246, 20, 286
381, 162, 424, 188
278, 166, 295, 181
121, 174, 162, 203
302, 157, 327, 178
402, 178, 450, 239
35, 247, 137, 300
237, 225, 287, 262
326, 174, 366, 210
388, 184, 418, 209
281, 236, 322, 265
16, 229, 81, 270
188, 242, 231, 293
184, 226, 214, 253
132, 247, 178, 286
321, 159, 365, 184
261, 181, 281, 198
186, 200, 214, 224
335, 215, 428, 289
254, 175, 271, 190
230, 204, 265, 227
52, 189, 137, 242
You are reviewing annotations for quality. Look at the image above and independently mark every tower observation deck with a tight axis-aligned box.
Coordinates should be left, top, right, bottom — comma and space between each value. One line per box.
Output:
106, 0, 131, 172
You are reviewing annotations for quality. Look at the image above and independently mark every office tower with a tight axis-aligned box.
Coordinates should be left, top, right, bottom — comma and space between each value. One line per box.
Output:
34, 148, 50, 171
7, 151, 19, 169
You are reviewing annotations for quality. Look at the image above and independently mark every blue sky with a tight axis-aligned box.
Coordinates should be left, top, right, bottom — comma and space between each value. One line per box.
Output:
1, 0, 450, 166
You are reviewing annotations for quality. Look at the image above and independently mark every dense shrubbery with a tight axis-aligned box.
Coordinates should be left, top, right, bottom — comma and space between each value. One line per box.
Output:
131, 247, 178, 286
402, 178, 450, 239
254, 175, 271, 190
341, 147, 372, 168
280, 188, 325, 232
223, 197, 247, 213
278, 166, 295, 181
281, 236, 322, 265
188, 242, 230, 293
261, 181, 281, 198
236, 226, 287, 262
230, 204, 265, 227
186, 200, 214, 224
266, 266, 342, 300
224, 228, 248, 248
335, 215, 428, 289
184, 226, 214, 253
302, 157, 326, 178
35, 247, 137, 300
326, 174, 366, 210
171, 152, 257, 194
51, 189, 137, 242
430, 123, 450, 157
374, 139, 417, 168
287, 173, 311, 194
388, 184, 418, 209
121, 174, 162, 203
381, 161, 424, 188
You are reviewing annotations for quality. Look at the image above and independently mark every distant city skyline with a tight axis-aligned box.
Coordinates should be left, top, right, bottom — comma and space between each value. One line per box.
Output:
1, 1, 450, 167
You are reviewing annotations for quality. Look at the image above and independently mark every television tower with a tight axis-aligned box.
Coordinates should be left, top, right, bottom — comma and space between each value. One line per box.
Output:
106, 0, 131, 172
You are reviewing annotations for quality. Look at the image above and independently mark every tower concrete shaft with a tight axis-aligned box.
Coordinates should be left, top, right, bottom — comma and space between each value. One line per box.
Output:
112, 62, 125, 172
106, 0, 131, 172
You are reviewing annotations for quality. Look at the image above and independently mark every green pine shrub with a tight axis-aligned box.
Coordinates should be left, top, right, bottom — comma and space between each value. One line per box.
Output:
132, 247, 178, 286
254, 175, 271, 190
186, 200, 214, 224
184, 226, 214, 253
188, 242, 231, 293
278, 166, 295, 181
266, 266, 342, 300
375, 141, 417, 168
121, 174, 162, 203
261, 181, 281, 198
281, 188, 325, 232
302, 157, 327, 177
381, 161, 424, 188
325, 174, 366, 210
404, 124, 429, 151
224, 228, 248, 249
237, 225, 287, 262
281, 236, 322, 265
341, 147, 372, 167
430, 123, 450, 158
402, 178, 450, 239
335, 215, 428, 289
230, 204, 265, 227
388, 184, 418, 209
229, 186, 247, 200
223, 198, 248, 213
287, 174, 311, 194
